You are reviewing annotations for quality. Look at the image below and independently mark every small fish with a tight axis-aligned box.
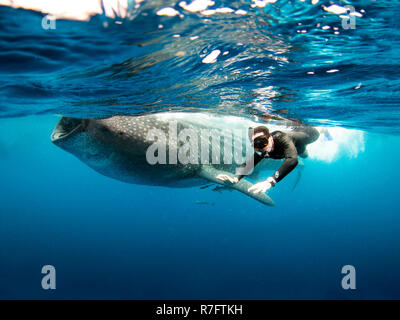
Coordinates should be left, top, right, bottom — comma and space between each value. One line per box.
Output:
195, 200, 215, 206
212, 185, 234, 193
199, 184, 213, 190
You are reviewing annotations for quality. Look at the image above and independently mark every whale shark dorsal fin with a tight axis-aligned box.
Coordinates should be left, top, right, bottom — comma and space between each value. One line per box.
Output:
198, 165, 275, 206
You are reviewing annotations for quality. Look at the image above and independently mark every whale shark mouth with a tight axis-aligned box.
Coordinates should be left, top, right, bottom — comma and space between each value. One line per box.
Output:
51, 117, 85, 142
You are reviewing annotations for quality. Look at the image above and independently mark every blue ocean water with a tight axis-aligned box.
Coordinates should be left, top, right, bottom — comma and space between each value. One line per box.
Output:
0, 0, 400, 299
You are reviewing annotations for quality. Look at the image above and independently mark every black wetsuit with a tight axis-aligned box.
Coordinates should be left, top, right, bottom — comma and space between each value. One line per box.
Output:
236, 125, 320, 183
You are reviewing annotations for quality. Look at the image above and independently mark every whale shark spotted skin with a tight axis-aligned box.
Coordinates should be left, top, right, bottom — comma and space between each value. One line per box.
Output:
51, 112, 302, 206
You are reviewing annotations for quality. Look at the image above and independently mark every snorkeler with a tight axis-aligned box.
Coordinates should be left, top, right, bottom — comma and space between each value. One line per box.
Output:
216, 121, 320, 194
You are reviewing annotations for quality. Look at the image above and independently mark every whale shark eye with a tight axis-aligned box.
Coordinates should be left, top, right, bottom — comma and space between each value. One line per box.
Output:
100, 126, 110, 134
82, 120, 89, 130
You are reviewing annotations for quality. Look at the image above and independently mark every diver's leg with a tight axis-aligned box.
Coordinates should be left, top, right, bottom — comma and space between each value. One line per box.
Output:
290, 125, 320, 145
289, 125, 320, 156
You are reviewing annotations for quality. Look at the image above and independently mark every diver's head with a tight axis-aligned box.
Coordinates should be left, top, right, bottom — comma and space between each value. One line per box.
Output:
249, 126, 273, 152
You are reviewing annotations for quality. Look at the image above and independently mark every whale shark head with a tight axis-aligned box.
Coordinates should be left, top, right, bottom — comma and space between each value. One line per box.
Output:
51, 116, 157, 183
51, 117, 119, 172
51, 117, 92, 156
51, 117, 86, 143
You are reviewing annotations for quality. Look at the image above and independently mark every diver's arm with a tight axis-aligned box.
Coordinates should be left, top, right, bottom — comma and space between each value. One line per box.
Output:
271, 139, 298, 183
248, 138, 298, 194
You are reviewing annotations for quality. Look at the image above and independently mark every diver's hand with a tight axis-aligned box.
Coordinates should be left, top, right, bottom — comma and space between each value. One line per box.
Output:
216, 174, 238, 184
248, 177, 276, 194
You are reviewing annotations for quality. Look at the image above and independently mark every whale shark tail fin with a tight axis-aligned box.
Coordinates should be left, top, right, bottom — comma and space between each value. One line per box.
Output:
198, 165, 275, 206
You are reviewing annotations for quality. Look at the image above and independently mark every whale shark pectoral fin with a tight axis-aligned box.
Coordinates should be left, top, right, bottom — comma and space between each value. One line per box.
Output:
198, 165, 275, 206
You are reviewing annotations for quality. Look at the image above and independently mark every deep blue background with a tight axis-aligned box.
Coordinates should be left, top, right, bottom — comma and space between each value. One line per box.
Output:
0, 116, 399, 299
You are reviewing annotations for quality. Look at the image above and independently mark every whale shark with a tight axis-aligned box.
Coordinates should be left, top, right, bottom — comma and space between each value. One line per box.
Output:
51, 112, 358, 206
51, 112, 291, 206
